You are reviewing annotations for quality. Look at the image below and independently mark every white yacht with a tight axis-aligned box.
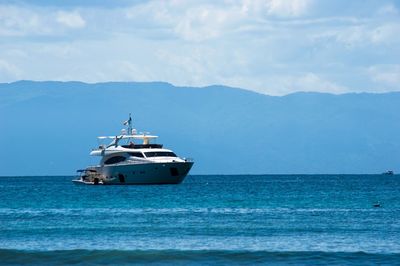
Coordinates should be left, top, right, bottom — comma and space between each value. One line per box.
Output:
73, 114, 194, 185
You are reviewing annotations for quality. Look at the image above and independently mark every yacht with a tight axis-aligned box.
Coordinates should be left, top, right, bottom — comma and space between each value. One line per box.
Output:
382, 170, 394, 176
73, 114, 194, 185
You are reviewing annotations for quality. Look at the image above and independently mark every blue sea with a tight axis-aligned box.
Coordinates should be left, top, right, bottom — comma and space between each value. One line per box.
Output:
0, 175, 399, 265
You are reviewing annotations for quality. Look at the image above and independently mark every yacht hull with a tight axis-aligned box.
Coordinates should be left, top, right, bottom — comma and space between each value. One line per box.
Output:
93, 161, 194, 184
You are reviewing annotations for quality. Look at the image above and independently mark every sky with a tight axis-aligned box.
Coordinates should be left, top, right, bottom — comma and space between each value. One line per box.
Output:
0, 0, 399, 95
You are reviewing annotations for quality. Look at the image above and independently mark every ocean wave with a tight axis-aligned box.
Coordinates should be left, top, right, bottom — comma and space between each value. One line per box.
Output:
0, 207, 392, 216
0, 249, 399, 265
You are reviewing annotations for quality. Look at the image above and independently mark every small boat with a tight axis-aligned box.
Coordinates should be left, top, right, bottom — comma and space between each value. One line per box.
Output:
382, 170, 394, 176
72, 169, 106, 185
72, 114, 194, 185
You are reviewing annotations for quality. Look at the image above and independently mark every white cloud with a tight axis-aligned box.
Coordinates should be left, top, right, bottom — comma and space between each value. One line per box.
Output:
377, 4, 399, 16
314, 21, 400, 49
0, 5, 87, 37
370, 23, 400, 44
105, 60, 154, 81
174, 5, 240, 41
294, 73, 347, 93
0, 59, 22, 80
265, 0, 313, 17
248, 73, 348, 95
56, 11, 86, 28
240, 0, 313, 18
0, 1, 399, 95
369, 65, 400, 88
124, 0, 314, 41
0, 5, 48, 36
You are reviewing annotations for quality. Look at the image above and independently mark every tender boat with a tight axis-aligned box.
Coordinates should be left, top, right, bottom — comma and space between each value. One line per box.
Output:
73, 114, 194, 185
72, 169, 105, 185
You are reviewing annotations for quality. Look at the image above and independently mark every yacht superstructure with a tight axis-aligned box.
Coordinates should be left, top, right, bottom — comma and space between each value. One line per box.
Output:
73, 114, 194, 185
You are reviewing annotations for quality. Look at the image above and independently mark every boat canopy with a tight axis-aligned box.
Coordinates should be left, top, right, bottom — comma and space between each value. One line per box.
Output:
98, 134, 158, 140
97, 114, 158, 147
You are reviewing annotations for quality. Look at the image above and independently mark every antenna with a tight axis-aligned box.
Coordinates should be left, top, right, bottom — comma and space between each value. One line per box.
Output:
123, 113, 133, 135
128, 113, 132, 135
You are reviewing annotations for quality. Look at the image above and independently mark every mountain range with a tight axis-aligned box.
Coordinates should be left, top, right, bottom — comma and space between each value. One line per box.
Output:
1, 81, 399, 176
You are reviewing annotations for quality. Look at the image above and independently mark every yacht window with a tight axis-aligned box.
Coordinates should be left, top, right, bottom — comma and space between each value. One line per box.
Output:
144, 151, 177, 157
128, 152, 144, 158
104, 156, 126, 165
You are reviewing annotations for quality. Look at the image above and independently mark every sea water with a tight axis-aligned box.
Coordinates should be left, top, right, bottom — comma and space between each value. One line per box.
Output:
0, 175, 399, 265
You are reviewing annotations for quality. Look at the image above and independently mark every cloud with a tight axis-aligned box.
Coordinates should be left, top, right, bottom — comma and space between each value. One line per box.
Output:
370, 23, 400, 44
0, 59, 22, 80
265, 0, 313, 17
0, 5, 87, 37
246, 73, 348, 95
369, 65, 400, 88
0, 5, 47, 36
292, 73, 347, 93
56, 11, 86, 28
0, 1, 400, 95
240, 0, 313, 18
313, 20, 400, 49
124, 0, 314, 41
174, 5, 239, 41
377, 4, 399, 16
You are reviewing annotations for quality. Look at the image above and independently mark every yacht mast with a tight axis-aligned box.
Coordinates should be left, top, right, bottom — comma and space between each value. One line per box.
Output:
124, 113, 133, 135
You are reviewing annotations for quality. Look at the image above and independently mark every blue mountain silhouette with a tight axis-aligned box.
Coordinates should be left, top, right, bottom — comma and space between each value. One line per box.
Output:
1, 81, 399, 175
